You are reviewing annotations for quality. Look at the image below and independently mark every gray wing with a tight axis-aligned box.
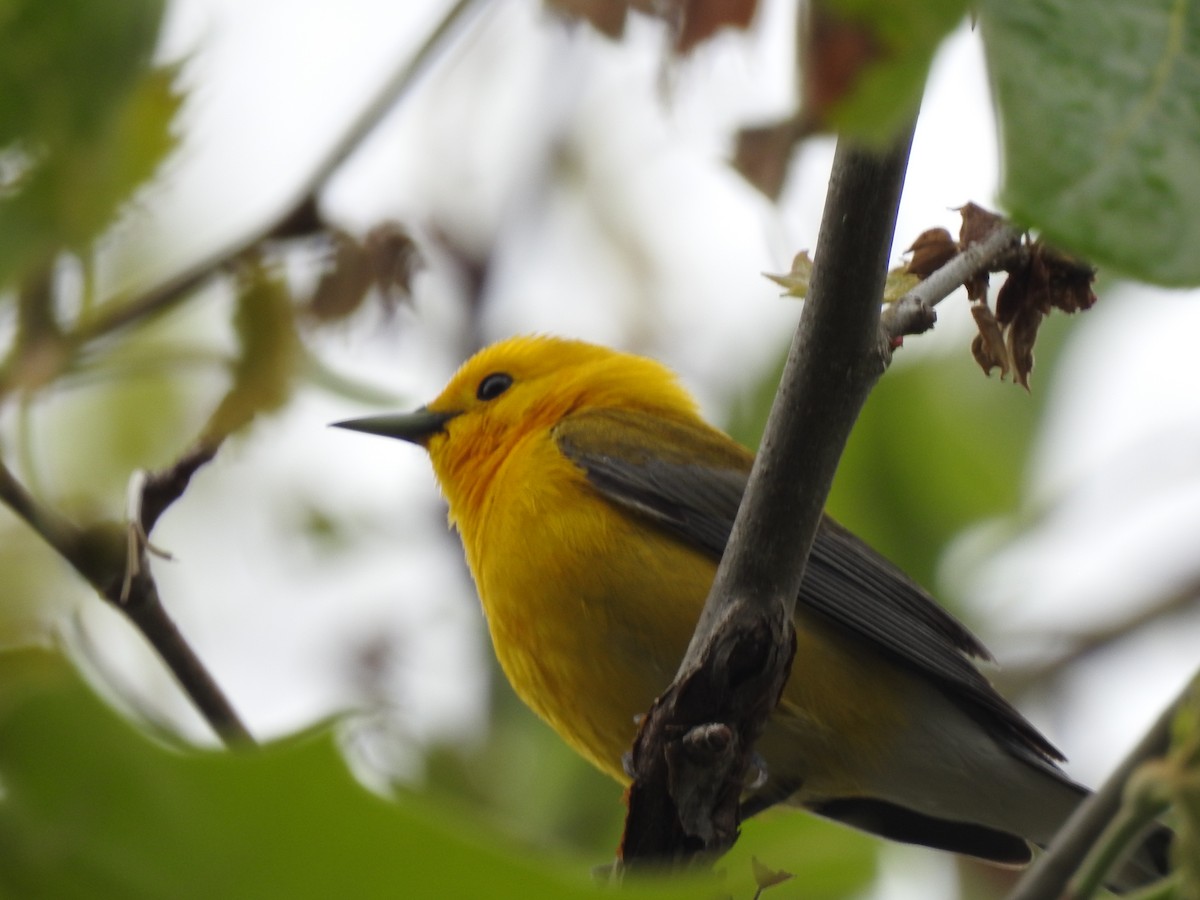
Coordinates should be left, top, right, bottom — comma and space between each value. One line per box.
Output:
555, 408, 1064, 765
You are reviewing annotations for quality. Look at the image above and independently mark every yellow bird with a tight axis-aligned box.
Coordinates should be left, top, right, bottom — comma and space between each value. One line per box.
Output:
335, 335, 1167, 888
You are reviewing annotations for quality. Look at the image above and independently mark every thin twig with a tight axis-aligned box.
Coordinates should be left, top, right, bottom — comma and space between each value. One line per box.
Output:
0, 452, 252, 746
621, 120, 918, 865
119, 440, 253, 744
140, 441, 220, 534
1004, 674, 1191, 900
64, 0, 484, 347
881, 220, 1023, 340
0, 458, 82, 557
118, 561, 253, 745
1000, 576, 1200, 697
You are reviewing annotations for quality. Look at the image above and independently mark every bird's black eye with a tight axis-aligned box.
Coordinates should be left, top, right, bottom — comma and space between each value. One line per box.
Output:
476, 372, 513, 401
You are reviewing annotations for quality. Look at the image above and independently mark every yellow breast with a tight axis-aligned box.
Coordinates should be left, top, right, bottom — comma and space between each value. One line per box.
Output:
454, 426, 913, 796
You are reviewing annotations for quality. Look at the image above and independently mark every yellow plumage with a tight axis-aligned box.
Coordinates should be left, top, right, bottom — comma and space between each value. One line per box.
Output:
334, 334, 1169, 888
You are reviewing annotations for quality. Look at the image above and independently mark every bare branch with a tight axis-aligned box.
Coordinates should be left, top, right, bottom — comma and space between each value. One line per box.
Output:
140, 441, 220, 535
0, 458, 81, 553
65, 0, 484, 347
117, 558, 253, 746
1001, 575, 1200, 697
0, 453, 252, 746
621, 120, 917, 865
882, 219, 1023, 341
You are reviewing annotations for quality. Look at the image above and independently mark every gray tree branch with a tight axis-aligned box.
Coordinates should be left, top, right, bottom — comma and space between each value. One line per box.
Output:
621, 119, 918, 864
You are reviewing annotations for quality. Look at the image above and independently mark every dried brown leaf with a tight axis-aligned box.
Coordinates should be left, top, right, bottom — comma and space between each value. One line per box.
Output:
676, 0, 758, 54
904, 227, 957, 278
1036, 243, 1097, 314
308, 230, 373, 322
365, 222, 422, 312
307, 223, 421, 322
733, 116, 804, 200
546, 0, 627, 38
1007, 304, 1043, 390
802, 4, 883, 129
969, 301, 1010, 379
963, 269, 990, 303
958, 202, 1006, 249
995, 254, 1038, 325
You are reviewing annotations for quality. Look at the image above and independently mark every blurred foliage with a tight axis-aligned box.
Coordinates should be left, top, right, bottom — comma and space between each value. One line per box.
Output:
0, 646, 877, 899
1166, 675, 1200, 892
0, 0, 179, 288
0, 647, 711, 900
810, 0, 968, 143
980, 0, 1200, 287
201, 259, 302, 443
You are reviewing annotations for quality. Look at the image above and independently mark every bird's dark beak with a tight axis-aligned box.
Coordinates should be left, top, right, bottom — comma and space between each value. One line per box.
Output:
331, 407, 459, 446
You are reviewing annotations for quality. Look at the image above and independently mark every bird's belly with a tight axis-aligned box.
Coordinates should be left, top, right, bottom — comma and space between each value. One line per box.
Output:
476, 504, 712, 781
471, 486, 914, 794
756, 613, 917, 800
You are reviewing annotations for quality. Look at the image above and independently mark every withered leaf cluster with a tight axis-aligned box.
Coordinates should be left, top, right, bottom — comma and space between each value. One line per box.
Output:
547, 0, 758, 55
905, 203, 1097, 389
306, 223, 422, 322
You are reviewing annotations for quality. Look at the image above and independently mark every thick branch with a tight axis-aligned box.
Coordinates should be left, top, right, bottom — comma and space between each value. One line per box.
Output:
621, 120, 917, 864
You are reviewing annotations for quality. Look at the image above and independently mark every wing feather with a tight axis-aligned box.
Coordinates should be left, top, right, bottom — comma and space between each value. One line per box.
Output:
554, 407, 1063, 765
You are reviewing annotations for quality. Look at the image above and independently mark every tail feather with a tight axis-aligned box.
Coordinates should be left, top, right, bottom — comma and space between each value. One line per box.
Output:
807, 797, 1032, 865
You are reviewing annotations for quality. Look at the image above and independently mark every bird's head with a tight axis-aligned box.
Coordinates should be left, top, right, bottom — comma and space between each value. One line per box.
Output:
333, 334, 699, 519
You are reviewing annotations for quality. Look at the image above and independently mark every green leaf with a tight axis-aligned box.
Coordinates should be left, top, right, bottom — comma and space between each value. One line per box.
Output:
0, 0, 164, 148
821, 0, 968, 144
0, 0, 180, 287
202, 261, 302, 441
980, 0, 1200, 286
725, 812, 876, 899
1169, 675, 1200, 893
0, 648, 707, 900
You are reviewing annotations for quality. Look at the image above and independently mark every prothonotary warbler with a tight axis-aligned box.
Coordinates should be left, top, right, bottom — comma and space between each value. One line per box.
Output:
335, 335, 1169, 889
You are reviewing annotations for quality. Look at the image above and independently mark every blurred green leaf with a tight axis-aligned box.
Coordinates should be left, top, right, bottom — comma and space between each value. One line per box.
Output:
202, 260, 302, 441
826, 354, 1037, 589
37, 330, 198, 509
0, 0, 180, 286
425, 638, 880, 899
980, 0, 1200, 286
724, 809, 877, 899
1169, 675, 1200, 892
0, 520, 83, 648
819, 0, 967, 144
0, 0, 163, 147
0, 647, 710, 900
